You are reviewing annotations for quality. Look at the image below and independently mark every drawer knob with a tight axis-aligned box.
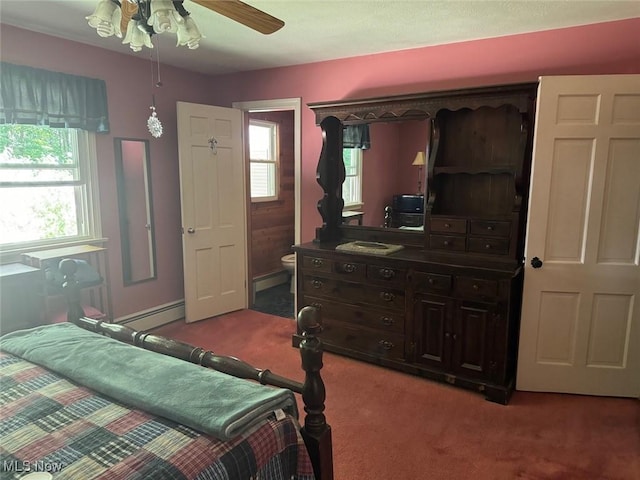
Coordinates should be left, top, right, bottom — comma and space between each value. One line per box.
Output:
485, 244, 492, 249
427, 278, 435, 285
443, 240, 450, 246
312, 280, 323, 289
380, 292, 395, 302
379, 340, 394, 350
380, 316, 394, 326
487, 225, 494, 231
444, 223, 451, 228
343, 263, 356, 273
379, 268, 395, 279
472, 284, 480, 291
311, 258, 323, 267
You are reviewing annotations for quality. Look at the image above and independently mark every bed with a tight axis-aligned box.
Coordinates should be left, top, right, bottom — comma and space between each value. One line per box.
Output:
0, 259, 333, 480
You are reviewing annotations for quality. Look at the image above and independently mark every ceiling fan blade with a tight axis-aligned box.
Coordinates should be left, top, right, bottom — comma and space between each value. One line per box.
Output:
119, 1, 138, 34
190, 0, 285, 35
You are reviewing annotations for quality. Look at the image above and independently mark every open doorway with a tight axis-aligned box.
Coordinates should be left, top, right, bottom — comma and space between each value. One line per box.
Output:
232, 98, 301, 317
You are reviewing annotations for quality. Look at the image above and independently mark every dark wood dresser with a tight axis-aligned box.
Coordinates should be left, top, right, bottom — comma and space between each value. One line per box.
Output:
295, 83, 537, 404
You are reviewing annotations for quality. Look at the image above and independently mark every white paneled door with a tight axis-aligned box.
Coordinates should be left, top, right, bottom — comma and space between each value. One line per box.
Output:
517, 75, 640, 397
177, 102, 247, 322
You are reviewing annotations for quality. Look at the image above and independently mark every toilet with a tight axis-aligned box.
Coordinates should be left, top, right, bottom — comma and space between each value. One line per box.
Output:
281, 253, 296, 294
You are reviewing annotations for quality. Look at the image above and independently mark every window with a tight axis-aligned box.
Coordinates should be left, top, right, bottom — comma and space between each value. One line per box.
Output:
342, 148, 363, 207
0, 124, 100, 252
249, 120, 279, 202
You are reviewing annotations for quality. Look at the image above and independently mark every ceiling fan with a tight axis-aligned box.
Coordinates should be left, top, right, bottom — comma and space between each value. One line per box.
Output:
87, 0, 285, 52
117, 0, 285, 36
190, 0, 284, 34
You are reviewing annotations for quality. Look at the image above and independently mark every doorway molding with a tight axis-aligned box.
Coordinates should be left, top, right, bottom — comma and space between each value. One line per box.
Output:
232, 98, 302, 244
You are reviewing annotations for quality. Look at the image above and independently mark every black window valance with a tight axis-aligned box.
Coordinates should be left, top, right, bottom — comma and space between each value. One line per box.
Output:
343, 124, 370, 149
0, 62, 110, 133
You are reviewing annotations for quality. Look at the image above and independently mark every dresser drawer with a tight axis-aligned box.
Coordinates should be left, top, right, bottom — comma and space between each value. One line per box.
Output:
430, 217, 467, 234
366, 264, 406, 287
304, 296, 404, 334
333, 260, 367, 281
301, 256, 332, 273
301, 275, 336, 296
366, 287, 405, 310
467, 237, 510, 255
469, 220, 511, 237
321, 319, 406, 361
429, 234, 466, 252
301, 276, 405, 311
455, 276, 498, 299
413, 272, 452, 294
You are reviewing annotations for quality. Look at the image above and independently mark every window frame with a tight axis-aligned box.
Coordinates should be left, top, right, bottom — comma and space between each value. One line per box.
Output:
249, 119, 279, 203
342, 147, 363, 209
0, 125, 102, 258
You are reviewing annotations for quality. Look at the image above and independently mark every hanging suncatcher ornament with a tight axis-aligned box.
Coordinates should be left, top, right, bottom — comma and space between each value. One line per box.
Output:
147, 44, 163, 138
148, 104, 163, 138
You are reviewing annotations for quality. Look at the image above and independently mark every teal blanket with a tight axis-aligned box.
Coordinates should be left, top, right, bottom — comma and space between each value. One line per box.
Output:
0, 323, 297, 441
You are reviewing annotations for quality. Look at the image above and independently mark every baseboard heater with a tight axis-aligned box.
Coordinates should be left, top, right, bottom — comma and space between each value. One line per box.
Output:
115, 300, 185, 331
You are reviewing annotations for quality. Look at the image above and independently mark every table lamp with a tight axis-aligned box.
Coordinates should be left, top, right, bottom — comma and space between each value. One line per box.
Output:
412, 151, 426, 194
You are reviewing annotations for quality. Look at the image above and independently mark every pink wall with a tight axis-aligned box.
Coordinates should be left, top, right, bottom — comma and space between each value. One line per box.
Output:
1, 24, 218, 319
2, 17, 639, 318
359, 120, 430, 227
361, 123, 399, 227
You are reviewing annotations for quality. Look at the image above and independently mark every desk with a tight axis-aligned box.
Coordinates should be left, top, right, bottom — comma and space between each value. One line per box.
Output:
342, 211, 364, 226
22, 244, 112, 322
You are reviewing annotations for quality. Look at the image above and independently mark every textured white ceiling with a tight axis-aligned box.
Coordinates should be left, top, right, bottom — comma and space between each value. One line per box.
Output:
1, 1, 638, 76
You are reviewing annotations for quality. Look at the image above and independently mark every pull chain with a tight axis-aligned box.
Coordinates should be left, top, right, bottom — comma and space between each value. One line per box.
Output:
147, 46, 163, 138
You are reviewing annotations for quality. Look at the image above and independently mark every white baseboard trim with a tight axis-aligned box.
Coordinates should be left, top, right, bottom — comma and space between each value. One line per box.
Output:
114, 300, 185, 331
254, 271, 289, 293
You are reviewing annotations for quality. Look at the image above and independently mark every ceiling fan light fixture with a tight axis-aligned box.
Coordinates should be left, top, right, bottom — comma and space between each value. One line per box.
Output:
176, 16, 204, 49
147, 0, 183, 34
122, 19, 153, 51
87, 0, 283, 51
86, 0, 122, 38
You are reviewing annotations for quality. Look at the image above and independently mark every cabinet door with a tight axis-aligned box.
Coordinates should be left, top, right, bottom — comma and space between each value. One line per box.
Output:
413, 294, 453, 370
451, 301, 494, 380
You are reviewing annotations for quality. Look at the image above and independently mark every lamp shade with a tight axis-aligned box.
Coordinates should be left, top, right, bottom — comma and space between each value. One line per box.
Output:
412, 151, 426, 166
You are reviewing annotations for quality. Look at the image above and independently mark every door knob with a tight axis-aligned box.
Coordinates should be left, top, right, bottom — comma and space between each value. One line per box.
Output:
187, 227, 195, 234
531, 256, 543, 268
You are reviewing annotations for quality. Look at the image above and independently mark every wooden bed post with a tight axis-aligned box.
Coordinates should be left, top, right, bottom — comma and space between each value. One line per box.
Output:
60, 259, 86, 323
298, 306, 334, 480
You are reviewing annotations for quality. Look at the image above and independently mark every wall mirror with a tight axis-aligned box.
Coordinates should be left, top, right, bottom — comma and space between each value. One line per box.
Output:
114, 138, 157, 285
346, 119, 430, 231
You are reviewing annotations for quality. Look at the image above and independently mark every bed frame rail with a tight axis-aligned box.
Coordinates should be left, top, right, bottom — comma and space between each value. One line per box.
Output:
60, 258, 333, 480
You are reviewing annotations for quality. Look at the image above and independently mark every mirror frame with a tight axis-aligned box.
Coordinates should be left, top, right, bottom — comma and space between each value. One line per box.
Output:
114, 137, 157, 285
307, 85, 535, 246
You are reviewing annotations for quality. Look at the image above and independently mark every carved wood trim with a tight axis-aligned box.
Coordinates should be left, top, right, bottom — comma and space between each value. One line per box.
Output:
308, 83, 537, 125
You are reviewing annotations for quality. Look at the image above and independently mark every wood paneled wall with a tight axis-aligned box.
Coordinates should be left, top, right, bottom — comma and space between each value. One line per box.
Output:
249, 111, 295, 279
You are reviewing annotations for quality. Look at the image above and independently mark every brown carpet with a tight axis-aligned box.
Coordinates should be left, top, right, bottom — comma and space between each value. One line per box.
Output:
155, 310, 640, 480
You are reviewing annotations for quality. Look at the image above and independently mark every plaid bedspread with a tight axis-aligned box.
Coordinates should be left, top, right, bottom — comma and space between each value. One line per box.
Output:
0, 353, 315, 480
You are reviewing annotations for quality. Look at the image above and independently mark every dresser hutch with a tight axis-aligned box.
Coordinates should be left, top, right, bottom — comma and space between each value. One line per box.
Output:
294, 83, 538, 404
